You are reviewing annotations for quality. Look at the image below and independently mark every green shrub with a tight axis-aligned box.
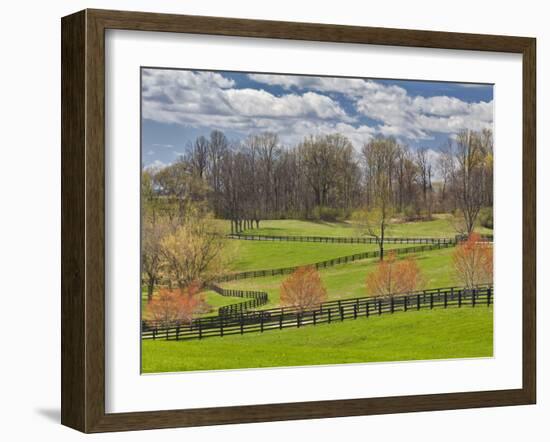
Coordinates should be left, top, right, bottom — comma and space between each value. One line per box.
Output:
309, 206, 346, 222
478, 207, 493, 229
403, 205, 422, 221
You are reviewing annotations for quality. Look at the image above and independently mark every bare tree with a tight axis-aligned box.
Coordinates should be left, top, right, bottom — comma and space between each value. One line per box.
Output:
355, 136, 398, 260
453, 129, 485, 234
416, 147, 434, 219
189, 135, 209, 179
141, 217, 167, 302
437, 139, 456, 211
207, 130, 229, 216
300, 134, 357, 211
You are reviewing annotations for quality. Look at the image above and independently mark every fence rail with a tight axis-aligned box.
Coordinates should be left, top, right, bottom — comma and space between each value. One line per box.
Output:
208, 284, 269, 316
216, 241, 456, 283
455, 233, 494, 242
142, 285, 493, 341
228, 233, 457, 245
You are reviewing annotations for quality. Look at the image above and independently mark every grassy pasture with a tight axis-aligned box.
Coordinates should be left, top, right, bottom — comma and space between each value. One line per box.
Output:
236, 215, 492, 238
224, 240, 406, 272
141, 216, 493, 373
142, 305, 493, 373
143, 239, 460, 313
221, 247, 458, 309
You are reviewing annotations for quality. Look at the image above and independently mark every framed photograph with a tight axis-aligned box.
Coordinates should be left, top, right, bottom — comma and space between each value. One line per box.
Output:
61, 9, 536, 433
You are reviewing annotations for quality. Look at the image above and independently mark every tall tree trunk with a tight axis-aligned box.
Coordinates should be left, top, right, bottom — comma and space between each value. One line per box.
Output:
379, 222, 385, 261
147, 278, 154, 303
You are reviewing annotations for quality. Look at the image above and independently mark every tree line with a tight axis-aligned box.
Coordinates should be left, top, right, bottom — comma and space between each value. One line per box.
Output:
144, 128, 493, 235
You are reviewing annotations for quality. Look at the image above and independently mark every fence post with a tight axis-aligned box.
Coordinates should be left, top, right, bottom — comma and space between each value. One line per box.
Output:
313, 310, 317, 325
340, 307, 344, 321
378, 299, 382, 315
240, 314, 244, 335
390, 297, 394, 313
366, 302, 370, 318
279, 314, 283, 330
472, 288, 477, 307
297, 312, 301, 328
328, 308, 332, 323
417, 294, 421, 310
153, 327, 157, 340
458, 289, 462, 308
487, 287, 492, 306
176, 326, 180, 341
198, 322, 202, 340
444, 290, 448, 308
430, 292, 434, 309
404, 296, 407, 312
354, 304, 358, 319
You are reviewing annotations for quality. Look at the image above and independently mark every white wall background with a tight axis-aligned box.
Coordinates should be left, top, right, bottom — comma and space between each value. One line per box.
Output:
0, 0, 546, 440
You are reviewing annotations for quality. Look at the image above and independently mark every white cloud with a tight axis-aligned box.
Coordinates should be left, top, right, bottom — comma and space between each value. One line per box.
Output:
142, 68, 369, 148
142, 69, 235, 99
247, 74, 379, 97
143, 69, 493, 150
250, 73, 493, 140
144, 159, 168, 170
142, 69, 351, 129
223, 89, 349, 120
251, 119, 376, 148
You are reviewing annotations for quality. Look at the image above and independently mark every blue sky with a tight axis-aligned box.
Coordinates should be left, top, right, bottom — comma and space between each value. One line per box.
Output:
141, 68, 493, 168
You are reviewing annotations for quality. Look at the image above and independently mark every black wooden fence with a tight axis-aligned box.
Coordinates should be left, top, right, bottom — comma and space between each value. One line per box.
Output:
216, 241, 456, 283
208, 284, 269, 316
229, 233, 456, 245
230, 233, 493, 243
141, 285, 493, 341
455, 233, 494, 242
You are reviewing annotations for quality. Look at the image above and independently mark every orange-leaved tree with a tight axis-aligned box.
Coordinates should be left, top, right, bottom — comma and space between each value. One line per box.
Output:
396, 255, 426, 294
146, 282, 208, 327
280, 266, 327, 313
366, 251, 425, 297
453, 232, 493, 288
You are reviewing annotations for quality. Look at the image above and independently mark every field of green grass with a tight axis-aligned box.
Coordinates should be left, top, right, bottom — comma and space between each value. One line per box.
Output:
221, 247, 458, 308
142, 216, 493, 373
142, 306, 493, 373
224, 240, 406, 272
236, 215, 492, 238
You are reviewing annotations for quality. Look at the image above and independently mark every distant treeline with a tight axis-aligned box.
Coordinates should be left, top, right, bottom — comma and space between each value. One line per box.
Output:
143, 129, 493, 234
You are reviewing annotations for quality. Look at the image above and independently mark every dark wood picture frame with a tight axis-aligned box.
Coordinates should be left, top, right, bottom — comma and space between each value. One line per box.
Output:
61, 8, 536, 433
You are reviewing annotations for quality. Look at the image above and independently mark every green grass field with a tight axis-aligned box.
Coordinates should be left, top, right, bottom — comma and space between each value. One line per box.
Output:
142, 306, 493, 373
221, 247, 458, 308
145, 245, 458, 314
224, 240, 406, 272
236, 215, 492, 238
142, 217, 493, 373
